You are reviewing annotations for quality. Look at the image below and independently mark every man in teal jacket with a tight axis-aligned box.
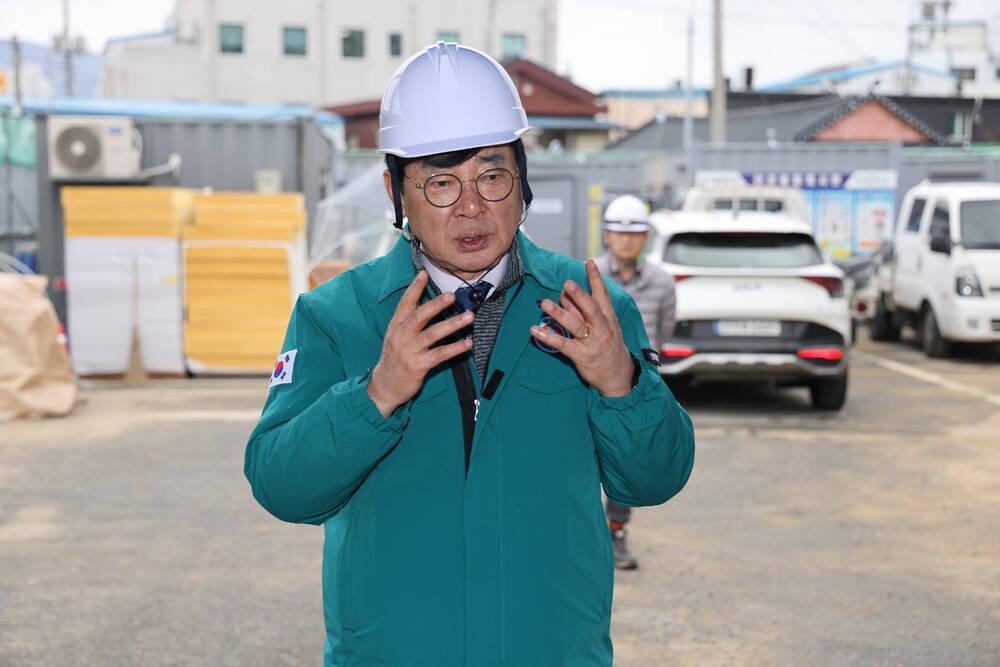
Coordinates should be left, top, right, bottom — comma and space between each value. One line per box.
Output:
245, 42, 695, 666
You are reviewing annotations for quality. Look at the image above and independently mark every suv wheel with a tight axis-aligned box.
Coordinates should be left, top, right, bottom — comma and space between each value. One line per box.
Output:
921, 306, 951, 358
809, 373, 848, 411
869, 295, 901, 341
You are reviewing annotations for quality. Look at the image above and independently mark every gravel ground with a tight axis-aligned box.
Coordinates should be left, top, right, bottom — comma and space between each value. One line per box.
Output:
2, 333, 998, 666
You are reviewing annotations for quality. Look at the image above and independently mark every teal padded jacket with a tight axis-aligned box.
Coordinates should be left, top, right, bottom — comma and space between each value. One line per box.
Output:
245, 233, 695, 666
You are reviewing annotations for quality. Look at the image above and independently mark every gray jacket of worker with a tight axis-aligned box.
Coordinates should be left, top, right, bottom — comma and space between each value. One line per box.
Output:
594, 253, 676, 352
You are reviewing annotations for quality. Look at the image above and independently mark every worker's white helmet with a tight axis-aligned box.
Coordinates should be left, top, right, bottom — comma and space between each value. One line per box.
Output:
378, 42, 531, 157
603, 195, 651, 232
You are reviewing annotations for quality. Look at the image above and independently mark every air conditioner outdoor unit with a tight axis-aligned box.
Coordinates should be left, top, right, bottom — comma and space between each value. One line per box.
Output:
47, 115, 141, 180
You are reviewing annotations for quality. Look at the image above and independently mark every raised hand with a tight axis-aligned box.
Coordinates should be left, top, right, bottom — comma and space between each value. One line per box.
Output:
367, 271, 474, 417
530, 259, 635, 397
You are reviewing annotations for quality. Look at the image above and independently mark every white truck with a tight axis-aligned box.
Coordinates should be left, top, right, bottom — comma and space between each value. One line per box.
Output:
869, 181, 1000, 356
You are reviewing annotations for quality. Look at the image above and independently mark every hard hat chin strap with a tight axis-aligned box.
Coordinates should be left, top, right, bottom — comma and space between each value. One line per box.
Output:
387, 154, 407, 230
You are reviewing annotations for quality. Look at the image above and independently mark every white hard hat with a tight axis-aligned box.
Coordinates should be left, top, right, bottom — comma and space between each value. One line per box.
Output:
378, 42, 531, 157
603, 195, 651, 232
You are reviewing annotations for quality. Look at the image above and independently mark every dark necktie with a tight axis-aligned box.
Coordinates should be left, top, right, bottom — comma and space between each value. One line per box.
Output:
454, 281, 493, 314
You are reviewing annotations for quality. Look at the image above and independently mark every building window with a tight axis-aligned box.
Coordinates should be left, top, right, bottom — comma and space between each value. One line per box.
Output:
436, 31, 459, 43
950, 112, 972, 140
283, 27, 307, 56
219, 24, 244, 54
389, 32, 402, 57
342, 29, 364, 58
951, 67, 976, 81
501, 33, 525, 59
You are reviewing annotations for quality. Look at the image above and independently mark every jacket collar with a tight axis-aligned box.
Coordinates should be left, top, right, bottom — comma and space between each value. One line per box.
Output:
515, 232, 564, 291
378, 230, 562, 302
604, 251, 644, 279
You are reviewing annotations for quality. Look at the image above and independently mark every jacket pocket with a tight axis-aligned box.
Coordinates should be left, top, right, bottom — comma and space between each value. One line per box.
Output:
335, 467, 382, 633
515, 361, 583, 394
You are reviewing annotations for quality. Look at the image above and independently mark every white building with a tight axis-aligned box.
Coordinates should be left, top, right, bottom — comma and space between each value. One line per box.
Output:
101, 0, 558, 107
908, 18, 1000, 98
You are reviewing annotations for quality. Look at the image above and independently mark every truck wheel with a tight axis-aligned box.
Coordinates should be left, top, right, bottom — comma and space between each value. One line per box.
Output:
869, 295, 901, 341
921, 306, 951, 358
810, 373, 848, 411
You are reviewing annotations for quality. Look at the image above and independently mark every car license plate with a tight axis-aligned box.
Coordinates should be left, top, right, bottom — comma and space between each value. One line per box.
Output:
714, 320, 782, 337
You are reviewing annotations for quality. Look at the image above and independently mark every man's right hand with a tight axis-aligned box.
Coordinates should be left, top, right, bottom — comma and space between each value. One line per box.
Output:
366, 271, 474, 418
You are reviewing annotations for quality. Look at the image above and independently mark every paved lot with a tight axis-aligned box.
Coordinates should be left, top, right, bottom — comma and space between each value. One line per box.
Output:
2, 331, 999, 666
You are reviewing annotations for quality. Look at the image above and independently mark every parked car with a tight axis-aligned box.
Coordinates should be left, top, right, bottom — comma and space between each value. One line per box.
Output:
682, 183, 811, 223
648, 211, 851, 410
869, 181, 1000, 357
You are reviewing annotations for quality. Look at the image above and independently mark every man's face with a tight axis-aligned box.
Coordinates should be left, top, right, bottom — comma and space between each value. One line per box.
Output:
603, 230, 649, 264
384, 144, 522, 281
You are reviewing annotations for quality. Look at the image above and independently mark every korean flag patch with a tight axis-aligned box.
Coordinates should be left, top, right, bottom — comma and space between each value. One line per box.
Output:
269, 349, 298, 388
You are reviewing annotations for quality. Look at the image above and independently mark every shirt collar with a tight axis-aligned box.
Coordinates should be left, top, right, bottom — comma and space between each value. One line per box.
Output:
419, 252, 508, 298
380, 230, 556, 302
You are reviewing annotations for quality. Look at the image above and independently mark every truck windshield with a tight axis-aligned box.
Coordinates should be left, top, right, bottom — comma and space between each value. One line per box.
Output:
664, 232, 822, 268
960, 200, 1000, 249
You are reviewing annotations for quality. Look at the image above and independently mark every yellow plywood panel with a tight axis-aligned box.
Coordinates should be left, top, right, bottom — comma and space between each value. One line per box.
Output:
193, 211, 306, 228
181, 226, 301, 241
65, 208, 191, 223
186, 264, 290, 279
65, 223, 179, 237
186, 312, 291, 329
193, 192, 303, 209
185, 330, 285, 356
185, 276, 289, 291
61, 186, 194, 208
185, 245, 290, 260
185, 323, 287, 340
185, 294, 292, 312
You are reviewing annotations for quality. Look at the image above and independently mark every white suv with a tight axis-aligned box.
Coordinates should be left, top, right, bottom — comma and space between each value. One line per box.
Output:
648, 211, 852, 410
877, 181, 1000, 356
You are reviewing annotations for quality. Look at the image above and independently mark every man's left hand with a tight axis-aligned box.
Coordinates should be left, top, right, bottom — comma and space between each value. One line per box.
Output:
530, 259, 634, 397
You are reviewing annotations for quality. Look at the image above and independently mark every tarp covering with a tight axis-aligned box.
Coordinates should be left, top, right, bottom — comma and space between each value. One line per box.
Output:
0, 273, 75, 421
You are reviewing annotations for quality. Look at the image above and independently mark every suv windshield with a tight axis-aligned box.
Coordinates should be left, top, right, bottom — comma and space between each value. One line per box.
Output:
664, 232, 822, 268
960, 200, 1000, 249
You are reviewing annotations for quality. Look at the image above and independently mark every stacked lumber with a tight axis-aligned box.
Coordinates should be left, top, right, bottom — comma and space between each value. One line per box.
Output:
182, 192, 307, 374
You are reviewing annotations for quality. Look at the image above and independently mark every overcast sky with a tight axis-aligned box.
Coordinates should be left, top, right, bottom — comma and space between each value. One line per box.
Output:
4, 0, 1000, 92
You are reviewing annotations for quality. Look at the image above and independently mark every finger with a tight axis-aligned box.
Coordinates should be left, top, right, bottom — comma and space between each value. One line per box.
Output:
530, 324, 581, 359
562, 279, 605, 327
585, 259, 619, 323
419, 310, 475, 348
539, 298, 586, 338
558, 293, 585, 323
424, 338, 474, 368
406, 291, 457, 330
391, 271, 430, 323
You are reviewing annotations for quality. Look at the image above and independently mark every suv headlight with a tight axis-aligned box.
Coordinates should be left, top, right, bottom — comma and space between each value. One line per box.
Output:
955, 268, 984, 297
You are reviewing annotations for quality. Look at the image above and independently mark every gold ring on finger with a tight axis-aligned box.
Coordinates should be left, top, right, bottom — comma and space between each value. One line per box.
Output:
577, 328, 591, 341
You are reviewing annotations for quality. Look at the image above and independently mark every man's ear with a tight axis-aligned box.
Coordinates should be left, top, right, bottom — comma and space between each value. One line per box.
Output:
383, 169, 394, 204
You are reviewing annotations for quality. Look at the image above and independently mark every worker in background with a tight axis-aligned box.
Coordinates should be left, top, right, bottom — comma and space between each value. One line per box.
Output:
594, 194, 677, 570
245, 42, 694, 665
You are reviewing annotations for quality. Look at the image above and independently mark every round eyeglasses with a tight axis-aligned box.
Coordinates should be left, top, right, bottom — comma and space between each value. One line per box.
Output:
406, 167, 517, 208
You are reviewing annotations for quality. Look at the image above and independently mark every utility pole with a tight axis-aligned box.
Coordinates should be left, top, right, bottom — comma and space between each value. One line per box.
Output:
12, 36, 23, 114
683, 15, 694, 152
487, 0, 498, 57
710, 0, 726, 144
62, 0, 74, 96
